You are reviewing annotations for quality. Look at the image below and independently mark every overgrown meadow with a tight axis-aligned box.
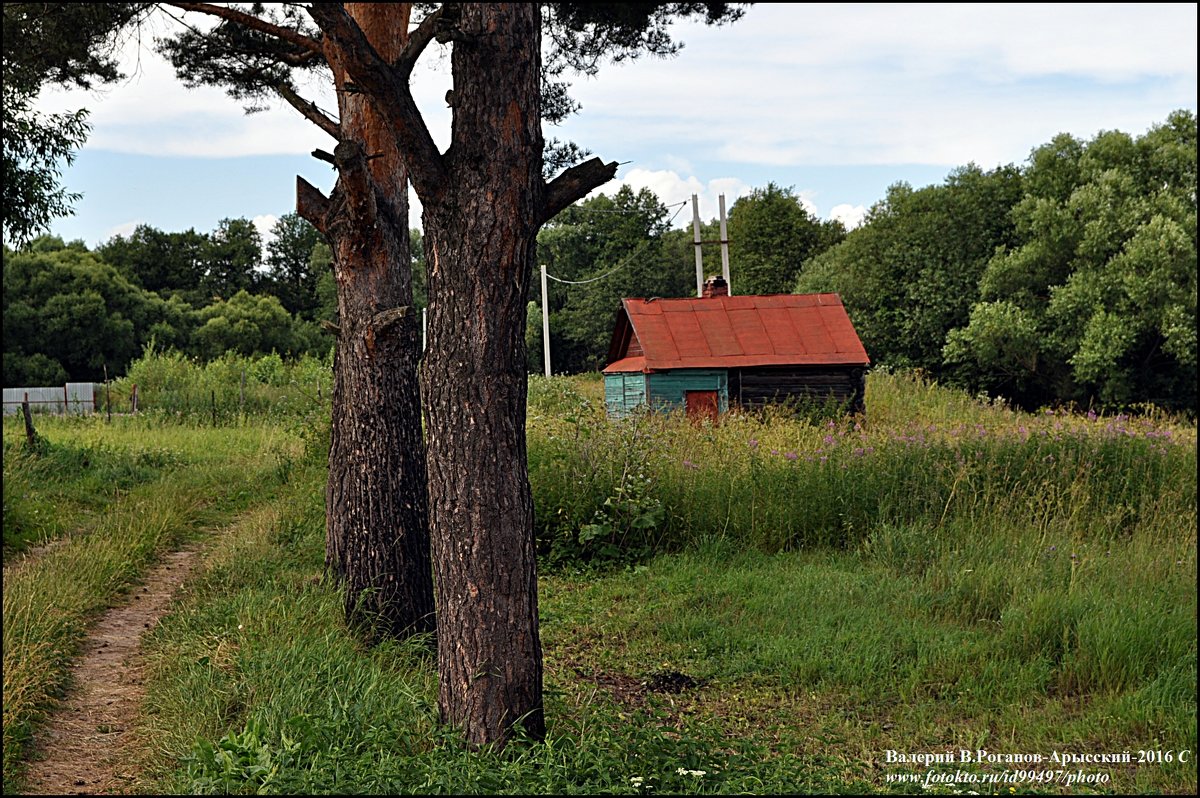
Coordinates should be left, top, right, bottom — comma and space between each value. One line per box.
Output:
2, 353, 1196, 794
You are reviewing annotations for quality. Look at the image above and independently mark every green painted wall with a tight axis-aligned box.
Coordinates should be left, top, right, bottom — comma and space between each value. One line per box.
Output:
605, 369, 729, 417
648, 370, 728, 414
604, 372, 648, 418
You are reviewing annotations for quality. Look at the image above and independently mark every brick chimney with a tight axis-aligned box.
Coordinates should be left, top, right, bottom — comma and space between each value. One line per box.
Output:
702, 275, 729, 298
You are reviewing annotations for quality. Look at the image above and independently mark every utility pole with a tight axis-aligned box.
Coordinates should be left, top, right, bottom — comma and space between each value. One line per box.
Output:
719, 193, 732, 295
540, 264, 551, 376
692, 194, 704, 297
692, 193, 733, 296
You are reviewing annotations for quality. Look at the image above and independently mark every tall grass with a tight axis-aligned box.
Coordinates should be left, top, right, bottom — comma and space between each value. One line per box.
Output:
103, 345, 333, 422
527, 371, 1196, 564
0, 416, 298, 791
4, 368, 1195, 793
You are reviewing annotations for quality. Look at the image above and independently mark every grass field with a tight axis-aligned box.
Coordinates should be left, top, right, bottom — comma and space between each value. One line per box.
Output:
2, 368, 1195, 794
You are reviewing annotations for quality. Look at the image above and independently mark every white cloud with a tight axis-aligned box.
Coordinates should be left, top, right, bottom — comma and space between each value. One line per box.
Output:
252, 214, 279, 251
103, 220, 143, 241
829, 204, 868, 231
592, 168, 753, 227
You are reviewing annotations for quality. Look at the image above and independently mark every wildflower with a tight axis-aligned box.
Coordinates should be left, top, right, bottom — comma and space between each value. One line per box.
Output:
784, 452, 798, 461
676, 768, 707, 777
770, 449, 779, 455
748, 439, 759, 449
823, 434, 835, 445
1086, 409, 1097, 421
682, 459, 699, 470
238, 624, 244, 630
630, 776, 645, 787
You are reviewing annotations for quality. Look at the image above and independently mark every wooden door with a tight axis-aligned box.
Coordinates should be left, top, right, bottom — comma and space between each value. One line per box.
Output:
685, 390, 719, 425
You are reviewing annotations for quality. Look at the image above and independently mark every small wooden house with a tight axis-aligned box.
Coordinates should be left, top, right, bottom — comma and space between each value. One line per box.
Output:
602, 277, 870, 421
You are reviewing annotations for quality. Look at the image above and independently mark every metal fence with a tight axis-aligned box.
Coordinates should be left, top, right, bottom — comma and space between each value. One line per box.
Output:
3, 383, 96, 415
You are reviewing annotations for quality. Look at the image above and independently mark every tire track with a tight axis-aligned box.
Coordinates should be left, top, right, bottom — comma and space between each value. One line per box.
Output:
19, 547, 201, 795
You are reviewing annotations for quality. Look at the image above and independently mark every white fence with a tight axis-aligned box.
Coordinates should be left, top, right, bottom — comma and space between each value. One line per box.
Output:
3, 383, 96, 415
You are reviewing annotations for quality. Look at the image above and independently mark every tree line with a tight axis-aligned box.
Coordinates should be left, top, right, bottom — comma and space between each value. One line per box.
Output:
535, 110, 1196, 414
7, 107, 1195, 416
798, 109, 1196, 414
2, 214, 339, 386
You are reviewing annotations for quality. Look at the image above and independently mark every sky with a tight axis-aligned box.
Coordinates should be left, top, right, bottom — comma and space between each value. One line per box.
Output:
29, 3, 1199, 251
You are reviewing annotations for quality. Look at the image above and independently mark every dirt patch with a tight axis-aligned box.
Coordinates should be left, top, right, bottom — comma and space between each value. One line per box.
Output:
19, 548, 202, 795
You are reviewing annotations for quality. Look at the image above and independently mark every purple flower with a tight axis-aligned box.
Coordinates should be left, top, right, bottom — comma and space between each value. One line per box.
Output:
853, 447, 865, 457
823, 434, 835, 445
770, 449, 779, 456
1086, 409, 1097, 421
784, 452, 798, 461
748, 439, 759, 450
682, 459, 699, 470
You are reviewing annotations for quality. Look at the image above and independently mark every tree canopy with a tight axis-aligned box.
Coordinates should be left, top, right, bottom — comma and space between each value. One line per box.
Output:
797, 109, 1196, 413
945, 110, 1197, 410
1, 3, 148, 245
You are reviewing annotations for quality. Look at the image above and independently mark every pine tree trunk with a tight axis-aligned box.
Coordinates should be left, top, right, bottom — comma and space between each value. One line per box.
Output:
304, 3, 434, 641
421, 3, 546, 746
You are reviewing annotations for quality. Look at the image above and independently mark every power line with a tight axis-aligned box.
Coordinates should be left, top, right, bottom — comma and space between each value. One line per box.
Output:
544, 201, 687, 285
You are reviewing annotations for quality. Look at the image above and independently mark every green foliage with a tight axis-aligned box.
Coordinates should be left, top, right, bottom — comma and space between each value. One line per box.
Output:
797, 110, 1197, 413
4, 228, 337, 383
728, 182, 845, 295
527, 371, 1196, 564
539, 186, 692, 373
798, 163, 1025, 376
260, 213, 325, 319
2, 435, 177, 555
192, 291, 325, 361
525, 300, 545, 374
201, 217, 263, 300
3, 237, 193, 382
96, 224, 209, 303
117, 347, 332, 423
949, 110, 1197, 411
1, 3, 146, 245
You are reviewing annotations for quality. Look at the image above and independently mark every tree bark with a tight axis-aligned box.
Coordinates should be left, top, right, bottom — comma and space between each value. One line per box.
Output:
420, 4, 546, 747
300, 3, 434, 641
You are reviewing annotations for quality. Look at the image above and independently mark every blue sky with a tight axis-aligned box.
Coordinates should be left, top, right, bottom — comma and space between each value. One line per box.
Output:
31, 3, 1198, 250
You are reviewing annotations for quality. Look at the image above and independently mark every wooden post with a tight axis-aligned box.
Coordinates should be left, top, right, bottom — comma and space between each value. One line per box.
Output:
63, 384, 68, 416
22, 392, 37, 448
131, 384, 138, 414
104, 365, 112, 423
540, 264, 551, 376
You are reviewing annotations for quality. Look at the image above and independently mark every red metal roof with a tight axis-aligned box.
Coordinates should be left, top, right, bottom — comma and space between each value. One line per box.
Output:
603, 293, 869, 373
